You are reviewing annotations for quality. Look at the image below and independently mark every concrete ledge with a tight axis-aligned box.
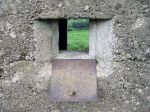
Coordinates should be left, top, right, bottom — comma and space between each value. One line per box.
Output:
55, 51, 94, 59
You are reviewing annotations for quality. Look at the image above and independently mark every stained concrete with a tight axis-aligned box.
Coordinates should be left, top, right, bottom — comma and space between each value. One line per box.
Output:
0, 0, 150, 112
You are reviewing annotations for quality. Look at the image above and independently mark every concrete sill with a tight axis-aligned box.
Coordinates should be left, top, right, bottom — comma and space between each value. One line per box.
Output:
55, 50, 95, 59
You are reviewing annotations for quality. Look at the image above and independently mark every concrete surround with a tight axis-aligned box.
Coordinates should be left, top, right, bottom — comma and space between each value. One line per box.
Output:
34, 19, 113, 61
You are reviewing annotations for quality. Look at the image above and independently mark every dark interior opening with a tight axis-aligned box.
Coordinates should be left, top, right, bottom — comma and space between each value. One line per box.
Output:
59, 19, 67, 50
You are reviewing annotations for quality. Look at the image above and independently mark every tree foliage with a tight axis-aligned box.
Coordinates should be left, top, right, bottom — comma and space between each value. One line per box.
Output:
68, 19, 89, 30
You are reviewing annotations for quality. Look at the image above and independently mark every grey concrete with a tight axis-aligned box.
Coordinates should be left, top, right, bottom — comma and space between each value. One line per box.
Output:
55, 51, 93, 59
0, 0, 150, 112
92, 19, 115, 78
34, 20, 59, 62
89, 19, 115, 78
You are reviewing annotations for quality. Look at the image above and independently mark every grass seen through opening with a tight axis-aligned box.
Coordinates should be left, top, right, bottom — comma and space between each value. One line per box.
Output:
67, 19, 89, 51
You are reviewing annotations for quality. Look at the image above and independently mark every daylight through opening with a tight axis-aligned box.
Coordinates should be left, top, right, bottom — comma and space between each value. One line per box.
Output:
59, 19, 89, 51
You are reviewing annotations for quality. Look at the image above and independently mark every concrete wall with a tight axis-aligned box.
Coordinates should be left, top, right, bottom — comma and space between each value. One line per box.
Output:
90, 19, 115, 78
34, 20, 59, 62
0, 0, 150, 112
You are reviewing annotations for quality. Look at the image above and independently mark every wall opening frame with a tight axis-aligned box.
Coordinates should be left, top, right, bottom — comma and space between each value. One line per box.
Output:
34, 18, 114, 102
34, 19, 113, 61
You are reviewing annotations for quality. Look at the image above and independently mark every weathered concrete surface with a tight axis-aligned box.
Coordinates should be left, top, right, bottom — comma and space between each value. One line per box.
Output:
34, 20, 59, 62
1, 61, 52, 112
55, 51, 93, 59
90, 19, 115, 78
0, 0, 150, 112
50, 59, 97, 102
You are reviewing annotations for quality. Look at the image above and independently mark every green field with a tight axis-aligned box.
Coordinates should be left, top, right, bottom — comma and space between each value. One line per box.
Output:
67, 19, 89, 51
67, 30, 89, 51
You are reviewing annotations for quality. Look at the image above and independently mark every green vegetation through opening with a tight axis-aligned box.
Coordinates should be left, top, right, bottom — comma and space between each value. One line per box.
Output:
67, 19, 89, 51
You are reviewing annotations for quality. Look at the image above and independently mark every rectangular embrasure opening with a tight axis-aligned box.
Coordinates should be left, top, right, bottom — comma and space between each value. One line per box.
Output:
59, 19, 89, 51
58, 19, 90, 59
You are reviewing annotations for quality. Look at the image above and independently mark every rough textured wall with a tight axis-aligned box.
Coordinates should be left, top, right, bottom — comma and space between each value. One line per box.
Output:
34, 20, 59, 62
0, 0, 150, 112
